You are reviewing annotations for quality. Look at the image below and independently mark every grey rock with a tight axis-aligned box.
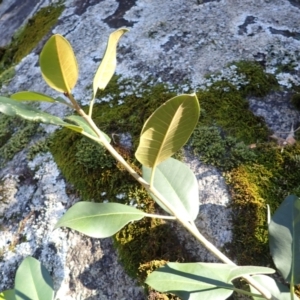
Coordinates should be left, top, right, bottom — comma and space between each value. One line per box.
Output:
1, 0, 300, 299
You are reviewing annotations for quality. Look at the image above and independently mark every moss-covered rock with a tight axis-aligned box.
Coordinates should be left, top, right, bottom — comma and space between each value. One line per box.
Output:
0, 2, 64, 72
233, 61, 278, 97
0, 114, 40, 166
191, 125, 257, 170
225, 143, 300, 266
47, 61, 288, 298
196, 81, 270, 144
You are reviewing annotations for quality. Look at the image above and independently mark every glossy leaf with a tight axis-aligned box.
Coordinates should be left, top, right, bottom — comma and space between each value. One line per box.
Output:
145, 263, 274, 300
39, 34, 78, 93
0, 96, 83, 132
0, 290, 15, 300
269, 195, 300, 284
15, 257, 53, 300
135, 93, 200, 168
250, 275, 297, 300
93, 28, 128, 96
55, 202, 146, 238
143, 157, 199, 220
66, 115, 111, 142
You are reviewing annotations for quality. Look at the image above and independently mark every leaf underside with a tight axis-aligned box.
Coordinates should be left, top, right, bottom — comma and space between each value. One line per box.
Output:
93, 28, 128, 96
55, 202, 146, 238
39, 34, 78, 93
145, 262, 274, 300
269, 195, 300, 284
15, 257, 54, 300
143, 157, 199, 220
135, 93, 200, 169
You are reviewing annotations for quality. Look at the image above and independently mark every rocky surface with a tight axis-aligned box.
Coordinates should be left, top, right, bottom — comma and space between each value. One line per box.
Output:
0, 0, 53, 47
1, 0, 300, 299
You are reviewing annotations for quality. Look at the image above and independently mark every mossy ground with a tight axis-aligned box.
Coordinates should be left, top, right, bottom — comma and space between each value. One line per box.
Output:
0, 1, 64, 75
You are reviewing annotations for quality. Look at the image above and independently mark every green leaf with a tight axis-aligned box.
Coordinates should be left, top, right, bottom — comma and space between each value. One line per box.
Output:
11, 91, 69, 106
93, 28, 128, 96
250, 275, 297, 300
15, 257, 53, 300
66, 115, 111, 142
135, 93, 200, 168
11, 91, 55, 103
269, 195, 300, 284
0, 96, 81, 132
0, 290, 15, 300
143, 157, 199, 220
145, 263, 274, 300
39, 34, 78, 93
227, 266, 275, 282
55, 202, 146, 238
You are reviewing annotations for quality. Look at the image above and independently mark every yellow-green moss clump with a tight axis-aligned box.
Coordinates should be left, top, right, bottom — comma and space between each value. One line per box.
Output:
226, 143, 300, 266
0, 1, 64, 73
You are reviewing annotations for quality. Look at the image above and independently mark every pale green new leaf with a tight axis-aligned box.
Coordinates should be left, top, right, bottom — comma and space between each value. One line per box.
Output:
0, 290, 15, 300
15, 257, 53, 300
66, 115, 111, 142
269, 195, 300, 284
135, 93, 200, 168
39, 34, 78, 93
145, 263, 274, 300
55, 202, 146, 238
0, 96, 81, 132
93, 28, 128, 96
11, 91, 69, 106
143, 157, 199, 220
250, 275, 297, 300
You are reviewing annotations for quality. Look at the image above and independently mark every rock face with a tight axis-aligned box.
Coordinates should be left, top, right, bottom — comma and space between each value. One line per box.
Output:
1, 0, 300, 299
0, 0, 51, 47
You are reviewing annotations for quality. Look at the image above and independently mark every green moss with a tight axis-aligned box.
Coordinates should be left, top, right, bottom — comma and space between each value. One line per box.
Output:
225, 142, 300, 266
27, 138, 51, 160
0, 2, 64, 72
0, 114, 40, 166
233, 61, 278, 97
114, 218, 188, 280
190, 125, 257, 170
0, 67, 15, 88
196, 81, 270, 144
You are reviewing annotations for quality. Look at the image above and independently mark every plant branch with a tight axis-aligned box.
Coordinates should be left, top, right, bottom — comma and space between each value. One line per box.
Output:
144, 213, 176, 220
68, 94, 274, 300
88, 95, 96, 117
